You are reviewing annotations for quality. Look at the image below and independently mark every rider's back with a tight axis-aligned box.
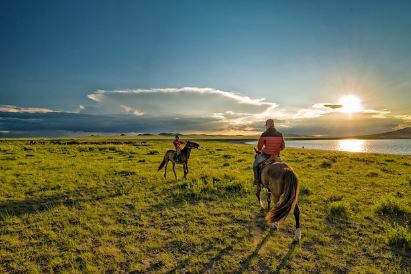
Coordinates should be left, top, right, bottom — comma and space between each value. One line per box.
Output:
258, 127, 285, 156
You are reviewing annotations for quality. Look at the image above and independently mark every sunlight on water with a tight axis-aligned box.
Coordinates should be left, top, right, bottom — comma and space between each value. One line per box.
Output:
246, 139, 411, 155
337, 139, 365, 152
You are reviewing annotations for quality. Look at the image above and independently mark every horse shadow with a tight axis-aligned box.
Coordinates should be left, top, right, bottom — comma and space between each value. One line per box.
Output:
232, 208, 300, 273
273, 241, 299, 273
234, 228, 274, 273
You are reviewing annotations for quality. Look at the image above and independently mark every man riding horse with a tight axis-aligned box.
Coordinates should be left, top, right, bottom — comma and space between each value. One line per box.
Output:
253, 119, 301, 241
253, 119, 285, 185
158, 139, 199, 180
173, 135, 185, 162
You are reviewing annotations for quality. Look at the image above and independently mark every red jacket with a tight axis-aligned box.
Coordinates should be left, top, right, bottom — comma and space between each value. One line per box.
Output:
257, 127, 285, 156
173, 140, 185, 149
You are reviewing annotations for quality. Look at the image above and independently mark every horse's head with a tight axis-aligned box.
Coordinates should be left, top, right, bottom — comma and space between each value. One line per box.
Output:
186, 141, 200, 149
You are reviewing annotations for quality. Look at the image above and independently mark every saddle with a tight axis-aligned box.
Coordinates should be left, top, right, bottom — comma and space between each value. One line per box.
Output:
257, 155, 283, 184
174, 153, 185, 163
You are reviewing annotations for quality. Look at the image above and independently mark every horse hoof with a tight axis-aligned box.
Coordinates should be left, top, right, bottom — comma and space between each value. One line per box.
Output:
270, 222, 279, 230
293, 228, 301, 242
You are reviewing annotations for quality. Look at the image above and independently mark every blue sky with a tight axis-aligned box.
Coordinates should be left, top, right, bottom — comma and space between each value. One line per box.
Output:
1, 0, 410, 136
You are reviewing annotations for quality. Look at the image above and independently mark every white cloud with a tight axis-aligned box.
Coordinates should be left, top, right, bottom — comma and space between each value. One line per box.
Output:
87, 93, 105, 102
84, 87, 278, 121
89, 87, 273, 106
120, 105, 144, 116
394, 114, 411, 129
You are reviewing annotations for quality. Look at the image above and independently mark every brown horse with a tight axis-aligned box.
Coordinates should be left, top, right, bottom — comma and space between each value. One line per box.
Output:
158, 141, 200, 179
255, 149, 301, 241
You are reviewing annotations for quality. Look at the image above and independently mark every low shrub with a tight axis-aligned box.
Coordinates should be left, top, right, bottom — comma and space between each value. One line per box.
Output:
376, 198, 409, 220
327, 201, 350, 221
387, 224, 410, 250
366, 171, 379, 177
320, 161, 332, 168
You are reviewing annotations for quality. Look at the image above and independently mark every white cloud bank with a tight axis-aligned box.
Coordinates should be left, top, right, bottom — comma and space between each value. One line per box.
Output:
1, 87, 409, 136
81, 87, 401, 134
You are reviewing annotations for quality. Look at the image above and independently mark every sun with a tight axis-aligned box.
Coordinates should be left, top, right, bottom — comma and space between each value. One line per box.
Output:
338, 95, 363, 114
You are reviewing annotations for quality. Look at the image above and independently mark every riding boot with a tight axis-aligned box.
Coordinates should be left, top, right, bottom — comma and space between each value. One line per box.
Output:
253, 169, 260, 185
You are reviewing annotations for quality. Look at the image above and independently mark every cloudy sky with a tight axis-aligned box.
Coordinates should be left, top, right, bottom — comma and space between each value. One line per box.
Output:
1, 0, 410, 137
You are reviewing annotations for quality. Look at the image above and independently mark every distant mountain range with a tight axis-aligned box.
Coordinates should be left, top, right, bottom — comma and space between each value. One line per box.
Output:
352, 127, 411, 139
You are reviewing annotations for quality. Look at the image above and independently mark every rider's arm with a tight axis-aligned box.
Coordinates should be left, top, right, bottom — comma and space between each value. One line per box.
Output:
280, 136, 285, 150
257, 136, 265, 151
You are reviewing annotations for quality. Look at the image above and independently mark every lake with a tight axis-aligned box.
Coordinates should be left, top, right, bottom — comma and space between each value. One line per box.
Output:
246, 139, 411, 155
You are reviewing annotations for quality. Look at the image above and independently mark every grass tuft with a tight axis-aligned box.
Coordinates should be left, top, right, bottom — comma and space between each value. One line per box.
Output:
300, 184, 312, 196
319, 160, 332, 168
376, 198, 409, 220
386, 224, 411, 250
115, 170, 136, 176
328, 194, 343, 202
327, 201, 350, 221
366, 171, 379, 177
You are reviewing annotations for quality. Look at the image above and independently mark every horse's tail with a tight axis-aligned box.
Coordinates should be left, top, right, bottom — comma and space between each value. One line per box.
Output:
158, 156, 167, 171
266, 168, 299, 225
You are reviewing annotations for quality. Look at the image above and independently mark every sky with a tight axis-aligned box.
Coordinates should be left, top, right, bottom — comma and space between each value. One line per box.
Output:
1, 0, 410, 137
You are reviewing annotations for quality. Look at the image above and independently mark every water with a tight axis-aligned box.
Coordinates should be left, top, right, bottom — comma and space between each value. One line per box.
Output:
246, 139, 411, 155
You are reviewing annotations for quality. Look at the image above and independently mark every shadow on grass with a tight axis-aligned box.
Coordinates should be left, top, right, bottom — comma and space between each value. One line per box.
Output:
164, 209, 269, 273
273, 241, 299, 273
165, 235, 243, 274
199, 244, 236, 274
0, 184, 134, 220
234, 228, 275, 273
148, 179, 249, 212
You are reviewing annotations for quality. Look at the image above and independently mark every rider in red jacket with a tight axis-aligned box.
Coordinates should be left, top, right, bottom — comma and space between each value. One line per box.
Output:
253, 119, 285, 184
173, 135, 185, 159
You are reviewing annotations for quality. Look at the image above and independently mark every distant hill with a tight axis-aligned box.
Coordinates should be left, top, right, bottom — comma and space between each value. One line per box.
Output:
158, 132, 182, 136
354, 127, 411, 139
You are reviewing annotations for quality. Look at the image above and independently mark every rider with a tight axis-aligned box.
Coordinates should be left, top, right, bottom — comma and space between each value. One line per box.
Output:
173, 134, 185, 161
253, 119, 285, 185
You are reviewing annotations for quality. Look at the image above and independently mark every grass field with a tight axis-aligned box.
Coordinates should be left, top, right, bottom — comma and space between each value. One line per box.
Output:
0, 138, 410, 273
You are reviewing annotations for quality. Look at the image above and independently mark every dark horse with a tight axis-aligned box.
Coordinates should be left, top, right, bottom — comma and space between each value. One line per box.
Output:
255, 149, 301, 241
158, 141, 200, 180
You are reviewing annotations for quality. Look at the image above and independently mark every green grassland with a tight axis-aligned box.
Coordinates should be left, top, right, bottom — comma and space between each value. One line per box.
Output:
0, 138, 410, 273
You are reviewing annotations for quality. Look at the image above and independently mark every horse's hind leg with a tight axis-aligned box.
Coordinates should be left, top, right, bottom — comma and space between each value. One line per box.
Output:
164, 159, 168, 178
267, 189, 271, 210
293, 203, 301, 241
183, 163, 189, 179
270, 194, 280, 229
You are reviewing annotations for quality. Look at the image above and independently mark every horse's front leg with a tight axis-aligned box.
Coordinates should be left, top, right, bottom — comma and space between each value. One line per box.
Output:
183, 162, 189, 179
172, 162, 177, 180
256, 184, 263, 209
